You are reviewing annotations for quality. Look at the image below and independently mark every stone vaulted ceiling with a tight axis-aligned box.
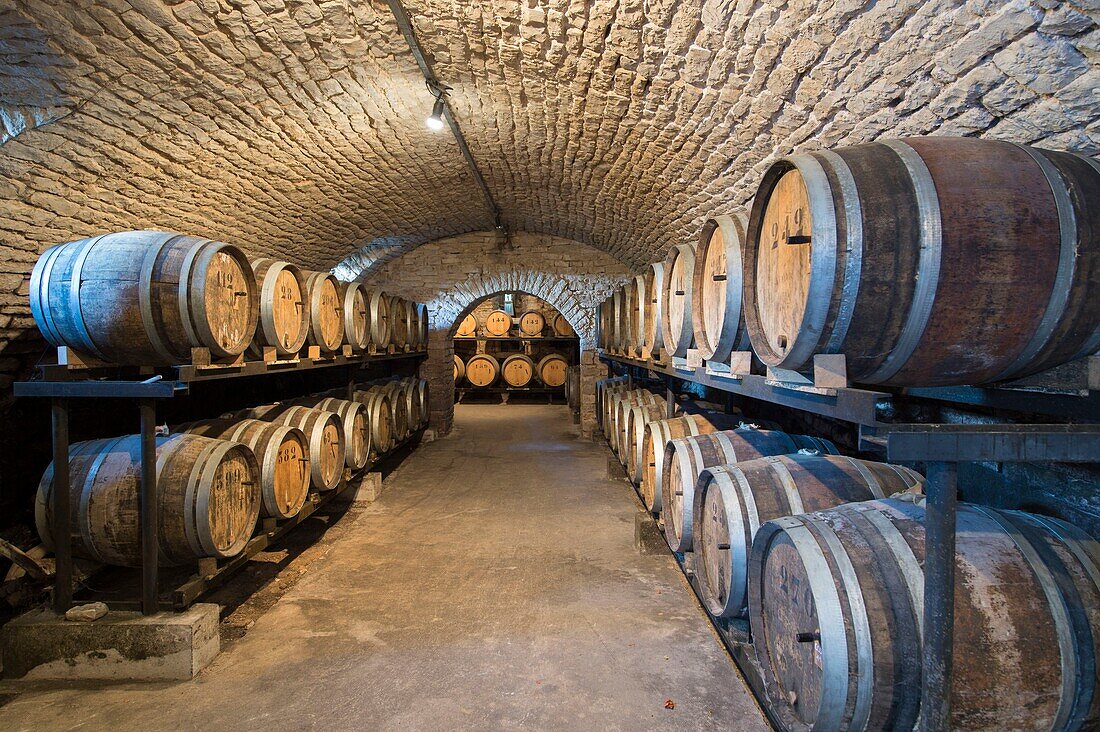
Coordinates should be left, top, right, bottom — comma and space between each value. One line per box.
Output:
1, 0, 1099, 276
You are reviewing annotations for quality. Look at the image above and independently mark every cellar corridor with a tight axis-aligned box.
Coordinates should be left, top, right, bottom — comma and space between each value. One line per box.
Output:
0, 405, 765, 730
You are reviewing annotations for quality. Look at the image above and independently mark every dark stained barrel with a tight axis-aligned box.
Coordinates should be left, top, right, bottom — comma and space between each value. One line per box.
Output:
750, 497, 1100, 731
30, 231, 259, 364
662, 428, 839, 552
743, 137, 1100, 386
36, 434, 261, 566
693, 454, 923, 618
692, 215, 751, 362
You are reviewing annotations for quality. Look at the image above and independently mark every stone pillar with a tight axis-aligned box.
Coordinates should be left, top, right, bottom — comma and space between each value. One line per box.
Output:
579, 349, 604, 438
424, 328, 455, 435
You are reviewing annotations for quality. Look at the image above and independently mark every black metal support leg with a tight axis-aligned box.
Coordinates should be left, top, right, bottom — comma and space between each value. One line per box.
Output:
50, 399, 72, 614
139, 399, 159, 615
921, 461, 958, 731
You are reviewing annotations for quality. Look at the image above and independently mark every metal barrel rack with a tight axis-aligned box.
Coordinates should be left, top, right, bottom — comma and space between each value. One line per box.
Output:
14, 350, 428, 617
600, 351, 1100, 732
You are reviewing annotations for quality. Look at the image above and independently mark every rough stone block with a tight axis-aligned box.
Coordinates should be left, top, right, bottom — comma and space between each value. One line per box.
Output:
337, 472, 384, 503
2, 603, 220, 681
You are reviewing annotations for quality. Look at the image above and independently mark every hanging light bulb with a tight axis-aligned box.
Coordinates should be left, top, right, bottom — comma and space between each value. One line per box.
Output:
426, 96, 445, 131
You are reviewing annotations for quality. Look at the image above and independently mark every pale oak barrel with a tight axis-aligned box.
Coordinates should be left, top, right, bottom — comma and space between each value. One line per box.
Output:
484, 309, 512, 337
237, 404, 345, 491
537, 353, 569, 387
302, 271, 344, 353
249, 258, 308, 357
339, 281, 370, 351
454, 353, 466, 382
178, 418, 310, 520
661, 243, 697, 358
640, 412, 744, 514
692, 215, 751, 363
465, 353, 500, 387
292, 396, 371, 470
518, 310, 545, 337
501, 353, 536, 387
643, 262, 666, 358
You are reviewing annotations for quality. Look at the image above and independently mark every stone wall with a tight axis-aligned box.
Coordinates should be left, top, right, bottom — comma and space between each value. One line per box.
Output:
361, 230, 632, 434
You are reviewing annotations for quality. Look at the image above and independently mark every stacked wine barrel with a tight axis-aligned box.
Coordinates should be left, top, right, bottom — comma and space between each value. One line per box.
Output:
593, 137, 1100, 731
29, 229, 429, 366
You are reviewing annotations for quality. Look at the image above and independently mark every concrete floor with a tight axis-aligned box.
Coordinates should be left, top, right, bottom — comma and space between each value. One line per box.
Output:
0, 404, 767, 731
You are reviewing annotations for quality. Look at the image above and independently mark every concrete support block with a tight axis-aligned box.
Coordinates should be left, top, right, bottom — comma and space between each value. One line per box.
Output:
607, 456, 626, 480
634, 511, 667, 555
337, 472, 384, 504
2, 603, 220, 681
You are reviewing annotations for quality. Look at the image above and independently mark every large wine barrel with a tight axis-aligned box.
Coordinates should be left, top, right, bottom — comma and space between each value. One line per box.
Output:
692, 216, 750, 362
240, 404, 344, 491
292, 397, 371, 470
453, 353, 466, 382
552, 313, 574, 337
397, 378, 421, 430
624, 402, 667, 483
466, 353, 499, 387
599, 381, 633, 438
367, 382, 411, 440
626, 274, 646, 355
610, 288, 625, 353
501, 354, 535, 387
743, 137, 1100, 387
485, 309, 512, 337
694, 454, 922, 619
750, 497, 1100, 731
612, 390, 664, 458
415, 378, 430, 428
249, 258, 308, 357
456, 313, 477, 338
597, 299, 610, 349
404, 301, 421, 351
36, 434, 260, 566
368, 289, 391, 348
30, 230, 258, 365
414, 303, 429, 350
353, 389, 394, 454
595, 376, 628, 432
660, 243, 697, 358
177, 418, 310, 520
389, 296, 409, 349
536, 353, 568, 387
339, 281, 370, 351
303, 271, 344, 353
640, 412, 743, 513
662, 428, 839, 552
518, 310, 545, 337
643, 262, 666, 358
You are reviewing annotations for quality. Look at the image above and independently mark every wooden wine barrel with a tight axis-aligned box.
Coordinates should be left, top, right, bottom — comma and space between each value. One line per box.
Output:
595, 377, 628, 432
239, 404, 345, 491
552, 313, 574, 337
453, 353, 466, 382
339, 281, 370, 351
564, 366, 578, 411
177, 418, 310, 520
397, 379, 421, 430
643, 262, 666, 358
415, 303, 429, 349
692, 215, 751, 362
600, 381, 633, 437
518, 310, 545, 337
456, 313, 478, 338
485, 309, 512, 337
415, 379, 430, 428
694, 454, 922, 619
30, 230, 259, 365
36, 434, 261, 566
249, 258, 308, 357
369, 382, 413, 440
389, 295, 409, 349
501, 354, 536, 387
536, 353, 568, 387
743, 137, 1100, 386
292, 397, 370, 470
640, 412, 742, 514
610, 288, 624, 353
612, 390, 664, 459
624, 402, 667, 484
597, 299, 610, 349
662, 428, 839, 552
660, 243, 697, 358
626, 274, 646, 354
303, 271, 344, 353
368, 289, 391, 348
402, 299, 419, 349
466, 353, 499, 387
353, 389, 394, 454
750, 497, 1100, 731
